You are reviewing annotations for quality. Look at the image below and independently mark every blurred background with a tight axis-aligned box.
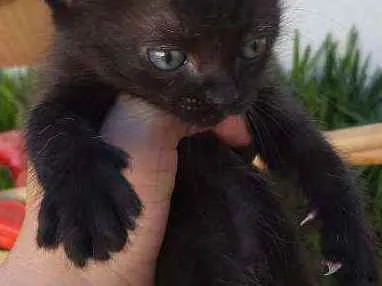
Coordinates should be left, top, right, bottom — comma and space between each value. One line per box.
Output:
278, 0, 382, 71
0, 0, 381, 284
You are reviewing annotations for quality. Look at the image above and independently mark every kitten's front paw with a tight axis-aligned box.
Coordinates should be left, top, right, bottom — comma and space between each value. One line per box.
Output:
320, 213, 379, 285
36, 142, 142, 267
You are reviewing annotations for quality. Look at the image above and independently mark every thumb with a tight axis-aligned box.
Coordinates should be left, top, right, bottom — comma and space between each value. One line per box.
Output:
102, 97, 188, 203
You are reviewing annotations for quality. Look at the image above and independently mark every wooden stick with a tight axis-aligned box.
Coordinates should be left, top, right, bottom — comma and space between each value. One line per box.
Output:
325, 123, 382, 165
0, 187, 26, 202
253, 123, 382, 169
325, 123, 382, 153
339, 148, 382, 166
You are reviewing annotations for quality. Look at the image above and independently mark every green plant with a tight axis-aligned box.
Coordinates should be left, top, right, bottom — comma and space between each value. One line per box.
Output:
284, 28, 382, 129
0, 69, 35, 130
0, 68, 34, 189
0, 168, 12, 190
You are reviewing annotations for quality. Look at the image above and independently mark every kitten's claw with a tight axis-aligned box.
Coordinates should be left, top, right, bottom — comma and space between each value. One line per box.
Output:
299, 210, 317, 227
322, 260, 343, 276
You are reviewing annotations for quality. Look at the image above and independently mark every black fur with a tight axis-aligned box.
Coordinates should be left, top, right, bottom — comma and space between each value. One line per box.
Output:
27, 78, 142, 266
157, 133, 317, 285
25, 0, 378, 284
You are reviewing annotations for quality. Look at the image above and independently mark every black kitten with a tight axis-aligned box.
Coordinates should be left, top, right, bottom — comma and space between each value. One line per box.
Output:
26, 0, 378, 284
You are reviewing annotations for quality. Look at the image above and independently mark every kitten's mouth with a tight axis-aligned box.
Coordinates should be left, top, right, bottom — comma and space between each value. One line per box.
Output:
189, 115, 252, 147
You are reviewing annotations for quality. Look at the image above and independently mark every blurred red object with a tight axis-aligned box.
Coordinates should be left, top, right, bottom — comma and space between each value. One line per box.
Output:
0, 200, 25, 249
0, 130, 27, 250
0, 130, 27, 187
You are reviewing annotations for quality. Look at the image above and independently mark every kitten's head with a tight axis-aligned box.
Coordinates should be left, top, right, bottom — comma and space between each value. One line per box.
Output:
47, 0, 280, 126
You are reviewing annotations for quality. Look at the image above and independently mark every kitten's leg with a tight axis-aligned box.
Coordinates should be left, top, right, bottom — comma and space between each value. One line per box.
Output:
26, 80, 142, 267
246, 86, 379, 285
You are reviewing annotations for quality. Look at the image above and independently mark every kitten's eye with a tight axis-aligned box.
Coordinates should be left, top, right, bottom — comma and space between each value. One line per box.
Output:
240, 38, 267, 60
147, 49, 187, 71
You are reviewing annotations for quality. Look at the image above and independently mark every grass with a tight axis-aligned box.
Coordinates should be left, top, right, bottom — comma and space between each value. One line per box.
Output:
284, 28, 382, 129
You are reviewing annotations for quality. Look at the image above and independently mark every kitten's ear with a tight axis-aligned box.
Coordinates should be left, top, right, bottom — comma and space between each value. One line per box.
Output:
44, 0, 72, 10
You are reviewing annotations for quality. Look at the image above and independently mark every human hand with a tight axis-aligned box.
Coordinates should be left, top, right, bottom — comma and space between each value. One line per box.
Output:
0, 97, 188, 286
0, 97, 250, 286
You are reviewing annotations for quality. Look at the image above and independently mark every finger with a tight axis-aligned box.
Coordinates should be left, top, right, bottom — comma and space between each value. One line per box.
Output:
101, 97, 188, 201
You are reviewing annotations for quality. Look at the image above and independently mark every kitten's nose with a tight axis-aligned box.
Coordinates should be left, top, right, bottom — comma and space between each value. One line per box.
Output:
204, 83, 239, 106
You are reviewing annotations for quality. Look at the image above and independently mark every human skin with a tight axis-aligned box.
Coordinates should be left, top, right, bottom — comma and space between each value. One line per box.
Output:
0, 97, 250, 286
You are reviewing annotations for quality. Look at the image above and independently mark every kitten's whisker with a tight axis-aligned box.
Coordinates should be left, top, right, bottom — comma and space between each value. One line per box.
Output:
36, 132, 64, 158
